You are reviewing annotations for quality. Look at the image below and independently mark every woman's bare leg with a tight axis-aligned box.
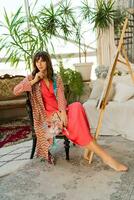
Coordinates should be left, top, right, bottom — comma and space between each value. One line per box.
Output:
85, 140, 128, 172
83, 148, 91, 160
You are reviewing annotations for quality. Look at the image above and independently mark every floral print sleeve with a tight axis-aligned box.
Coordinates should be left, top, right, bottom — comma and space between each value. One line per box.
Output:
13, 75, 32, 96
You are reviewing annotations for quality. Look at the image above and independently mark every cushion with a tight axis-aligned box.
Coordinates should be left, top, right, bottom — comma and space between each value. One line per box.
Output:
113, 74, 134, 86
113, 82, 134, 102
0, 76, 25, 101
90, 79, 115, 102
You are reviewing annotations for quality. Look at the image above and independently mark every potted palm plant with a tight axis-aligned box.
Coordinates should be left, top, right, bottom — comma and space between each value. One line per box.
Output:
0, 1, 77, 71
0, 7, 50, 71
80, 0, 118, 40
80, 0, 127, 67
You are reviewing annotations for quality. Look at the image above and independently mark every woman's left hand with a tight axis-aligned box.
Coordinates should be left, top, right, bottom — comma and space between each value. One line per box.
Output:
60, 110, 68, 127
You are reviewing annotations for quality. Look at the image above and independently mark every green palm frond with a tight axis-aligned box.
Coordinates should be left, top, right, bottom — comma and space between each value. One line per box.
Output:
40, 3, 61, 36
91, 0, 116, 31
114, 8, 127, 34
80, 0, 93, 22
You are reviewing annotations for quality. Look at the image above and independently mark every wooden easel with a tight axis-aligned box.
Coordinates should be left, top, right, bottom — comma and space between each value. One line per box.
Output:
89, 17, 134, 164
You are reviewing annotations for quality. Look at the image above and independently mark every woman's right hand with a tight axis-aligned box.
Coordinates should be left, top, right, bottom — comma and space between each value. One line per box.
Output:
34, 72, 44, 82
30, 72, 44, 85
59, 110, 68, 127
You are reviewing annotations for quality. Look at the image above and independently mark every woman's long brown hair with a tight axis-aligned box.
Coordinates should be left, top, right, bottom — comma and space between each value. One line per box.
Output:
32, 51, 54, 80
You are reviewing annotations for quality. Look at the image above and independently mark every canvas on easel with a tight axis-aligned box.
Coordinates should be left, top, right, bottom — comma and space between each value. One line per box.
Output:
89, 17, 134, 164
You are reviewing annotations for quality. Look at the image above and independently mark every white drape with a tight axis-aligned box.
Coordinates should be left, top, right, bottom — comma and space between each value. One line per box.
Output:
97, 24, 134, 72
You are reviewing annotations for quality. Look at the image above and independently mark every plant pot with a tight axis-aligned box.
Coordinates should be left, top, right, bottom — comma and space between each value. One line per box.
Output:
74, 62, 93, 81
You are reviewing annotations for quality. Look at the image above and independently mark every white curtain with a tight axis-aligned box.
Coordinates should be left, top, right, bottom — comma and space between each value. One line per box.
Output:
97, 24, 134, 72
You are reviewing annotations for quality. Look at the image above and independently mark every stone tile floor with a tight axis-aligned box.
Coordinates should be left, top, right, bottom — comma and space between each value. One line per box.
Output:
0, 136, 134, 200
0, 140, 32, 177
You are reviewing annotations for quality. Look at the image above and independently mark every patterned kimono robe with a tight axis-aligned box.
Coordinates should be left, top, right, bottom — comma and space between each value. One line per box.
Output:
13, 75, 67, 160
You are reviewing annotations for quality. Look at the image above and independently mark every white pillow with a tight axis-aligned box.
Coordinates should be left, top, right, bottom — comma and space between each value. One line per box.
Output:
113, 74, 134, 86
90, 79, 104, 99
113, 82, 134, 102
90, 79, 115, 101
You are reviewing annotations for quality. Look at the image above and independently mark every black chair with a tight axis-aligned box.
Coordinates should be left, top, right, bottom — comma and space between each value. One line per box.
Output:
26, 92, 70, 160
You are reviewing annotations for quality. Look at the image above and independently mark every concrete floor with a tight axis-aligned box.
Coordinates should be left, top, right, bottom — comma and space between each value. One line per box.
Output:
0, 140, 32, 177
0, 136, 134, 200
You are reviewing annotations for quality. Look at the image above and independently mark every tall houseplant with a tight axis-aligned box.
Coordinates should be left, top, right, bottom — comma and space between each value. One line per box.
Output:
0, 7, 50, 71
39, 0, 77, 41
0, 1, 77, 71
81, 0, 119, 31
81, 0, 127, 67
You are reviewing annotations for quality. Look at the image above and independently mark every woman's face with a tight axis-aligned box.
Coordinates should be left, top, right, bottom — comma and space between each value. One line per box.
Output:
36, 57, 47, 72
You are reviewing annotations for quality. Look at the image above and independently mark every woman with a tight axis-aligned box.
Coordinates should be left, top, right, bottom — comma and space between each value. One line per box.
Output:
13, 51, 128, 172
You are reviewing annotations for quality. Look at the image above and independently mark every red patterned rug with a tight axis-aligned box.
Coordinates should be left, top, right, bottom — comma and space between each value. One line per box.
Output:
0, 125, 31, 148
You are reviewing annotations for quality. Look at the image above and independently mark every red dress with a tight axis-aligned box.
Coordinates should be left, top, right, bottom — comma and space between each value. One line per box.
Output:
41, 80, 93, 146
